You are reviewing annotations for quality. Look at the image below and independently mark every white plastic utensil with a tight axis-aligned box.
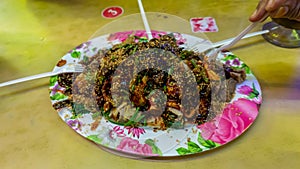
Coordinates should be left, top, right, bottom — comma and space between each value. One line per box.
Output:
212, 29, 269, 48
215, 22, 262, 53
190, 29, 270, 53
0, 64, 84, 87
137, 0, 153, 39
208, 14, 269, 61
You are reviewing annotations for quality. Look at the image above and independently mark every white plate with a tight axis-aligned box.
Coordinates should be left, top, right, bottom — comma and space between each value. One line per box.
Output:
49, 30, 262, 158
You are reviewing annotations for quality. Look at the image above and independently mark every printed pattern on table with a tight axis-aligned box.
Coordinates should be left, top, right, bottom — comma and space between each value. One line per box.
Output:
101, 6, 124, 19
190, 17, 219, 33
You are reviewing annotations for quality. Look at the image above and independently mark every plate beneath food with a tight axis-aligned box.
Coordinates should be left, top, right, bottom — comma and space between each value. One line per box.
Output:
49, 30, 262, 158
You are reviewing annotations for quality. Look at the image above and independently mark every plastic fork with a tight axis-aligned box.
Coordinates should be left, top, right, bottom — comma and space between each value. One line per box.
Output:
0, 63, 84, 87
138, 0, 153, 39
207, 14, 269, 61
189, 29, 270, 54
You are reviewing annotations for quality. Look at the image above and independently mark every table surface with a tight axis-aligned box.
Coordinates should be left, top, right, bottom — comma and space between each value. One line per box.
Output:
1, 0, 300, 168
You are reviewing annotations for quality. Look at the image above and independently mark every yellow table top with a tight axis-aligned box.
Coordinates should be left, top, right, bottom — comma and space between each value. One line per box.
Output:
1, 0, 300, 168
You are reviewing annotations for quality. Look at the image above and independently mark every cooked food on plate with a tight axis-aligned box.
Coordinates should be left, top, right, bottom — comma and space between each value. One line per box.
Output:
53, 34, 246, 130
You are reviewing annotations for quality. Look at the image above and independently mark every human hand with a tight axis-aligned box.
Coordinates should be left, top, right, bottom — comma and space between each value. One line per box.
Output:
249, 0, 300, 22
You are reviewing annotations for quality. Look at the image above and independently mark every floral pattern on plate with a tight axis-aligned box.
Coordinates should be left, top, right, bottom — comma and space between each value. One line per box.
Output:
49, 30, 262, 157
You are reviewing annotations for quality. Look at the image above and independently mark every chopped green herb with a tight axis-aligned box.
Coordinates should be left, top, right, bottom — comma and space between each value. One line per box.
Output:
71, 50, 81, 58
191, 59, 198, 68
49, 75, 58, 86
72, 103, 90, 115
168, 66, 174, 75
131, 84, 135, 92
111, 55, 116, 61
92, 111, 102, 119
50, 93, 68, 100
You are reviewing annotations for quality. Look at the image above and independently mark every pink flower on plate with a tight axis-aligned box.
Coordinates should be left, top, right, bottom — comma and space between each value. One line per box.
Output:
197, 98, 259, 145
107, 30, 167, 42
108, 31, 133, 42
67, 119, 82, 131
96, 125, 126, 147
237, 85, 253, 95
125, 126, 146, 138
111, 126, 126, 138
150, 30, 167, 39
170, 32, 187, 45
237, 83, 261, 104
232, 58, 241, 66
117, 137, 154, 156
50, 83, 65, 95
134, 30, 166, 39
